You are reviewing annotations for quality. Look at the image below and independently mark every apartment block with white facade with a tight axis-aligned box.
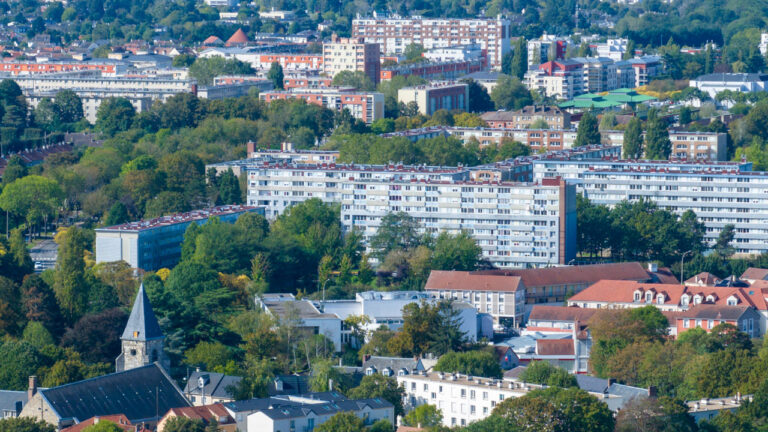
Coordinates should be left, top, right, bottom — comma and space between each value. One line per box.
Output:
259, 88, 384, 123
322, 35, 381, 84
245, 163, 577, 268
352, 15, 511, 69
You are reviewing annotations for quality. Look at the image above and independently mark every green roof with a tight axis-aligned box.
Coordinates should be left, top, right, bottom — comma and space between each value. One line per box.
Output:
559, 88, 656, 108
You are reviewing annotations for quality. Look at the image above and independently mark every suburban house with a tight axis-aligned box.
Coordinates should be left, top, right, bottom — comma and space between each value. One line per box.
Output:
19, 364, 190, 430
494, 346, 520, 370
675, 305, 761, 339
157, 404, 236, 432
0, 389, 28, 419
525, 305, 599, 334
183, 371, 242, 406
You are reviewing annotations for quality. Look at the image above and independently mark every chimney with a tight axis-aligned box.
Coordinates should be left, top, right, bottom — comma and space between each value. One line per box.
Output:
608, 378, 616, 385
648, 385, 658, 398
28, 376, 38, 400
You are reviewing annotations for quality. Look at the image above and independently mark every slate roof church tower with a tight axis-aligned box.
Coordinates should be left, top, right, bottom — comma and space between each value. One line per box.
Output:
116, 283, 170, 372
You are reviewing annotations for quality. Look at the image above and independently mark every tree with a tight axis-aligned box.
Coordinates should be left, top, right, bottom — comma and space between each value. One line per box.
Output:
623, 117, 644, 159
189, 57, 255, 86
510, 37, 528, 80
309, 358, 346, 392
519, 361, 577, 388
0, 175, 63, 233
463, 79, 494, 113
369, 212, 423, 259
21, 274, 62, 336
315, 412, 366, 432
0, 276, 22, 336
404, 43, 425, 61
217, 168, 242, 204
645, 109, 671, 160
494, 387, 614, 432
53, 227, 89, 323
95, 97, 135, 135
431, 231, 482, 271
615, 396, 696, 432
389, 300, 465, 357
81, 420, 125, 432
573, 110, 600, 147
2, 155, 27, 184
714, 224, 735, 257
0, 418, 55, 432
9, 228, 33, 278
0, 340, 44, 390
678, 106, 692, 125
61, 308, 128, 364
268, 62, 285, 90
156, 93, 203, 129
403, 404, 442, 427
104, 202, 130, 226
22, 321, 54, 348
332, 71, 375, 91
54, 90, 84, 124
347, 374, 405, 417
184, 341, 235, 372
433, 350, 502, 378
491, 75, 533, 110
162, 417, 205, 432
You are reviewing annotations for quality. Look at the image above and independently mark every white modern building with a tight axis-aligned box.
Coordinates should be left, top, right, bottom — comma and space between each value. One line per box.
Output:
423, 44, 484, 63
593, 38, 629, 61
245, 162, 577, 268
94, 206, 263, 271
352, 15, 511, 69
690, 73, 768, 102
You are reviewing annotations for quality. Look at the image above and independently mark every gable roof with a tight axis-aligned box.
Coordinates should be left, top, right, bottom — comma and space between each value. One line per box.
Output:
528, 305, 599, 323
121, 284, 164, 342
362, 356, 422, 373
268, 375, 309, 396
741, 268, 768, 281
40, 364, 190, 424
184, 372, 241, 399
675, 304, 753, 321
0, 390, 27, 416
535, 339, 574, 356
475, 262, 651, 288
163, 403, 232, 423
61, 415, 134, 432
568, 280, 768, 310
424, 271, 523, 292
202, 36, 224, 45
685, 272, 722, 286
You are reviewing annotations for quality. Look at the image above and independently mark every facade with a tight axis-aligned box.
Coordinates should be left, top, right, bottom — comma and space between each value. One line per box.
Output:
380, 59, 485, 82
628, 55, 663, 87
259, 88, 384, 123
95, 205, 263, 271
116, 284, 170, 372
282, 75, 333, 89
351, 15, 511, 69
687, 394, 750, 423
245, 162, 577, 268
669, 130, 728, 161
0, 61, 125, 76
690, 73, 768, 101
397, 82, 469, 115
524, 59, 584, 100
423, 44, 484, 63
526, 35, 568, 68
322, 35, 381, 84
675, 305, 761, 339
481, 106, 571, 129
593, 38, 628, 61
424, 271, 526, 326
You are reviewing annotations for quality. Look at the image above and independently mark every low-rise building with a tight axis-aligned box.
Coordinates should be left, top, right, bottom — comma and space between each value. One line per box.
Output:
675, 305, 761, 339
158, 404, 236, 432
184, 371, 242, 406
94, 205, 263, 271
481, 106, 571, 129
397, 82, 469, 115
380, 59, 484, 82
423, 44, 484, 63
691, 73, 768, 102
259, 88, 384, 123
687, 394, 751, 423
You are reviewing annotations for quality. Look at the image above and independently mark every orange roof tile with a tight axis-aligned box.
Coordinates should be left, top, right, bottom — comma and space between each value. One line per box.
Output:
741, 267, 768, 281
536, 339, 574, 356
425, 270, 523, 292
475, 262, 651, 288
61, 415, 134, 432
685, 272, 722, 286
226, 29, 248, 45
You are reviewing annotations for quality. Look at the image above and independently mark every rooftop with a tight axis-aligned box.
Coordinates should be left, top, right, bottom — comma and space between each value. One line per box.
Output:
475, 262, 652, 288
425, 270, 524, 293
96, 205, 259, 232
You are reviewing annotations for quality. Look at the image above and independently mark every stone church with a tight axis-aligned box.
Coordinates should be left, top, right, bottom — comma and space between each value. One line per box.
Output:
115, 283, 170, 372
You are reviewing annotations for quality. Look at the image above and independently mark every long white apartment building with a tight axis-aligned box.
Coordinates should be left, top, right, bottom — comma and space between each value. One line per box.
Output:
537, 161, 768, 255
246, 162, 577, 268
351, 15, 511, 69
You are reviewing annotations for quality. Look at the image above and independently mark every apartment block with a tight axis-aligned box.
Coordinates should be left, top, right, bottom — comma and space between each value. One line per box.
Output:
0, 61, 125, 76
322, 35, 381, 84
423, 44, 484, 63
690, 73, 768, 101
380, 59, 485, 82
94, 206, 263, 271
526, 35, 568, 68
481, 106, 571, 129
524, 59, 585, 100
352, 15, 511, 69
669, 130, 727, 161
245, 162, 576, 268
593, 38, 629, 61
397, 82, 469, 115
259, 88, 384, 123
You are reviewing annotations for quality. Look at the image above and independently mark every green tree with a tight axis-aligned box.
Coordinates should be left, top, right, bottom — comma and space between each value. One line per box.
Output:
369, 212, 423, 259
0, 418, 55, 432
189, 57, 255, 86
714, 224, 735, 257
434, 350, 502, 378
431, 231, 482, 271
0, 340, 44, 390
403, 404, 442, 427
615, 396, 696, 432
95, 97, 135, 136
172, 54, 196, 68
81, 420, 125, 432
217, 168, 242, 204
162, 417, 205, 432
184, 341, 235, 372
347, 374, 405, 417
623, 117, 644, 159
309, 358, 346, 392
519, 361, 577, 388
104, 202, 130, 226
268, 61, 285, 90
494, 387, 614, 432
678, 106, 692, 125
22, 321, 54, 348
644, 109, 671, 160
9, 228, 33, 277
462, 79, 494, 113
510, 37, 528, 80
491, 75, 533, 110
315, 412, 366, 432
2, 155, 27, 185
404, 43, 425, 61
0, 276, 22, 336
388, 300, 465, 357
332, 71, 375, 91
53, 90, 84, 124
573, 110, 600, 147
0, 175, 63, 234
53, 227, 89, 323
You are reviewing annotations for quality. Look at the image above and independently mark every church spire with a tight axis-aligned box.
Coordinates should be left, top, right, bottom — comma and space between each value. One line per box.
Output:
121, 283, 164, 342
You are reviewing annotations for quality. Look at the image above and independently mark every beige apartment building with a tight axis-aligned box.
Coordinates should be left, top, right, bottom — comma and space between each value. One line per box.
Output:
322, 35, 381, 84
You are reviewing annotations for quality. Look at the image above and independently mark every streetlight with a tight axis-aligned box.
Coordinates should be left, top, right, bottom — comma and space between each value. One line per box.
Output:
680, 250, 693, 284
321, 279, 330, 302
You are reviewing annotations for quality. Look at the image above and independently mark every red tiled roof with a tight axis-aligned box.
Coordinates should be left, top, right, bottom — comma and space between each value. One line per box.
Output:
528, 305, 599, 323
163, 404, 232, 423
476, 262, 651, 288
568, 280, 767, 310
651, 267, 680, 284
536, 339, 574, 356
741, 267, 768, 281
203, 35, 223, 45
226, 29, 248, 45
685, 272, 722, 286
61, 415, 134, 432
425, 271, 523, 292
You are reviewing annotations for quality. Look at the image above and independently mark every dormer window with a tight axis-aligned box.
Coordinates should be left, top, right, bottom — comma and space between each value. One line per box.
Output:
681, 294, 690, 306
645, 292, 653, 303
693, 295, 702, 305
365, 367, 376, 376
706, 295, 716, 303
727, 296, 739, 306
634, 290, 642, 302
656, 294, 665, 305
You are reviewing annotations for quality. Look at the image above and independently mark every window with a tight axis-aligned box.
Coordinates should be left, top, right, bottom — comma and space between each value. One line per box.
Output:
482, 392, 488, 400
683, 319, 690, 328
461, 389, 466, 398
470, 390, 475, 400
634, 291, 642, 302
645, 292, 653, 303
470, 405, 476, 415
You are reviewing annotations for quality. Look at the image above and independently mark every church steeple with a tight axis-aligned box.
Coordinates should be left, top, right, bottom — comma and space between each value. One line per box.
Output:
116, 283, 169, 372
122, 283, 164, 342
